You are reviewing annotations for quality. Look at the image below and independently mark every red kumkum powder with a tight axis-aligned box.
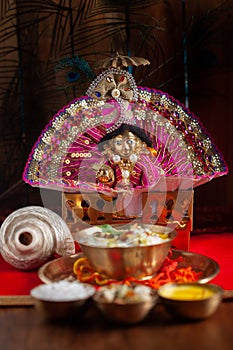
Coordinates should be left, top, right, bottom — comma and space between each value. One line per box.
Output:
73, 250, 202, 289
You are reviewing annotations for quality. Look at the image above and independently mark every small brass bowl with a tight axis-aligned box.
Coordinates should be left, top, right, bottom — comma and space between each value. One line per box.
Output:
158, 282, 223, 320
93, 283, 158, 324
30, 280, 95, 321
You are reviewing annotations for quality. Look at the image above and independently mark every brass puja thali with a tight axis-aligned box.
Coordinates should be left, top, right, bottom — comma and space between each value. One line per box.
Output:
38, 249, 220, 287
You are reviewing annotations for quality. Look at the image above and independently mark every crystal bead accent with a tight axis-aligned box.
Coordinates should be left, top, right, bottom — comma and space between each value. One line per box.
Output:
111, 88, 120, 98
129, 154, 138, 163
121, 170, 130, 179
112, 154, 121, 163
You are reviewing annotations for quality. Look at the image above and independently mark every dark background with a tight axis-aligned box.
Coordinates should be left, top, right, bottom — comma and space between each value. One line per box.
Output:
0, 0, 232, 230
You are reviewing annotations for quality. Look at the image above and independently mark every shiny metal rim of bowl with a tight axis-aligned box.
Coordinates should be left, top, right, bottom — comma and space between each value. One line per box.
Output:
38, 249, 220, 285
74, 224, 176, 248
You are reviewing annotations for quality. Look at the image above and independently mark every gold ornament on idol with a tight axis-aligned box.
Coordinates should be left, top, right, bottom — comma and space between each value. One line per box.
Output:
96, 130, 148, 188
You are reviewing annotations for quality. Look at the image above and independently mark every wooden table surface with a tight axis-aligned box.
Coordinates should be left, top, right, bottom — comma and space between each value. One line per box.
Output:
0, 299, 232, 350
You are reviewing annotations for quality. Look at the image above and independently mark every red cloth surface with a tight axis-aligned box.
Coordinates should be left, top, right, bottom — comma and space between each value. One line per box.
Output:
0, 232, 232, 295
189, 232, 233, 290
0, 257, 41, 295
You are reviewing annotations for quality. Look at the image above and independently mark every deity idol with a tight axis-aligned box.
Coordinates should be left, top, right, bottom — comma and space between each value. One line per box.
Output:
96, 123, 162, 189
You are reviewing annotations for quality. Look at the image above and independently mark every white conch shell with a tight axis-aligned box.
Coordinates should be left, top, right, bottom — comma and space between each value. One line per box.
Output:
0, 206, 75, 270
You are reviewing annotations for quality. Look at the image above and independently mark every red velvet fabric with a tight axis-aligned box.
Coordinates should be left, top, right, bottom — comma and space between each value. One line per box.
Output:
0, 232, 232, 295
189, 232, 233, 290
0, 257, 41, 295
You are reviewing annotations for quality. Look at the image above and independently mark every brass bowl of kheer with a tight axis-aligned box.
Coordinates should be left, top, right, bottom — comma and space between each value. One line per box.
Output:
74, 224, 177, 280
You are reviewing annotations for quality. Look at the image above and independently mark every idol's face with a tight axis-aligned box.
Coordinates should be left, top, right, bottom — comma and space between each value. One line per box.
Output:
110, 131, 138, 159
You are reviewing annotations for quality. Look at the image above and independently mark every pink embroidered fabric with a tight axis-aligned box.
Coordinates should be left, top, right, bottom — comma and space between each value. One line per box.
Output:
23, 88, 228, 192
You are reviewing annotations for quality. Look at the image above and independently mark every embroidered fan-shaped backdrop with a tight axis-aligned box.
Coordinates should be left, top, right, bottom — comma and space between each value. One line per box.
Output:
23, 87, 228, 193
